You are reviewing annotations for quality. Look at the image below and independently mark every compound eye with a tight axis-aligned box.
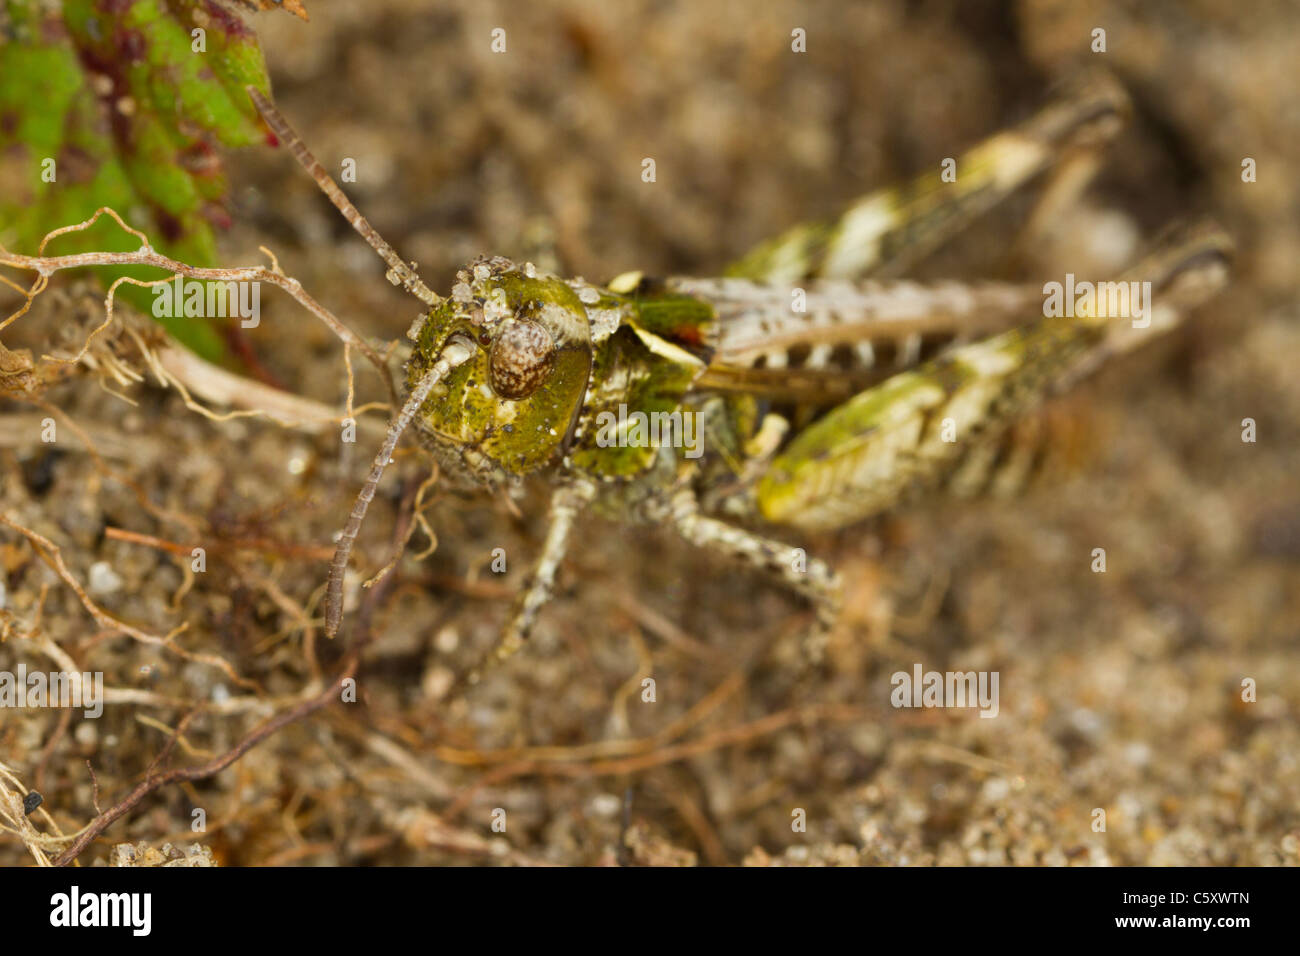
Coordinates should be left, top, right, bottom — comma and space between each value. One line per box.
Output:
489, 319, 556, 399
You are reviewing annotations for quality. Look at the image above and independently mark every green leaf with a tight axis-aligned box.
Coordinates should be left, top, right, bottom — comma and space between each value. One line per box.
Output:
0, 0, 278, 360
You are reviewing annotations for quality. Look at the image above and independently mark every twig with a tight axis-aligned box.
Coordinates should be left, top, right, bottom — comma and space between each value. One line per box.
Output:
51, 664, 355, 866
442, 702, 869, 820
0, 513, 256, 691
105, 525, 335, 562
0, 207, 398, 410
50, 468, 420, 866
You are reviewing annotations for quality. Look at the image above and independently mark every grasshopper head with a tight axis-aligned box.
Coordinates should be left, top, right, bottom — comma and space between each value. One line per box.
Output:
405, 256, 593, 484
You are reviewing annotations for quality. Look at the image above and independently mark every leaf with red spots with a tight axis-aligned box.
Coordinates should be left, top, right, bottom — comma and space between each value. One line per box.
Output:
0, 0, 304, 358
235, 0, 307, 20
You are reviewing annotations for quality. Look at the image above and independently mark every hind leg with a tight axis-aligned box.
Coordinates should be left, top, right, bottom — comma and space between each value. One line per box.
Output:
726, 70, 1130, 283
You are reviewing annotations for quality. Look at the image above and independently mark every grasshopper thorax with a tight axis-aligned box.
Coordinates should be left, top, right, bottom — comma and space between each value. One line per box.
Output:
404, 256, 594, 486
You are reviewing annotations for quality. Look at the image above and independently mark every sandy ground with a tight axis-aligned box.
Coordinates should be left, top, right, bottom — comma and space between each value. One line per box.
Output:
1, 0, 1297, 865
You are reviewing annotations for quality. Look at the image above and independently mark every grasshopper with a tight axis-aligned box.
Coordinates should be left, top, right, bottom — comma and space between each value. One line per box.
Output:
247, 69, 1229, 676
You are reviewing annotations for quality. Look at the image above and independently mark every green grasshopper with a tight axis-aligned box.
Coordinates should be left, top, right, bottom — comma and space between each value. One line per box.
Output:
247, 70, 1229, 675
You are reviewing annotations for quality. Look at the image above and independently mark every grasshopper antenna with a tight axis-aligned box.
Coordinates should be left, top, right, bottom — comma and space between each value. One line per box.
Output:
324, 334, 477, 638
246, 86, 457, 637
247, 86, 441, 308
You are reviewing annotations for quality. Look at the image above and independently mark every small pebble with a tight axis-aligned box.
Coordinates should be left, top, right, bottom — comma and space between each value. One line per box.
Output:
982, 777, 1011, 802
434, 627, 459, 654
87, 561, 123, 596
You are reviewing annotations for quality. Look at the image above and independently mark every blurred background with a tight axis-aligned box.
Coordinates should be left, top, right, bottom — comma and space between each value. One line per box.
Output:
2, 0, 1298, 865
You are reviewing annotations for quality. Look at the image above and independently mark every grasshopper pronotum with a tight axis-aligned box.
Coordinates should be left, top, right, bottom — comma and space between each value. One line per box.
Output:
247, 69, 1229, 677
